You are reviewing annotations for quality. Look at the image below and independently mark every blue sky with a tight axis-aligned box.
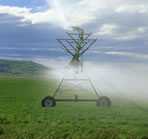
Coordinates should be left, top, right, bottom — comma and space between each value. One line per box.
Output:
0, 0, 47, 8
0, 0, 148, 63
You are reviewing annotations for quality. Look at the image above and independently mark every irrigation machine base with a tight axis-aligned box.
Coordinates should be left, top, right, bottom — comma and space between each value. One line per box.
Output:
41, 78, 112, 108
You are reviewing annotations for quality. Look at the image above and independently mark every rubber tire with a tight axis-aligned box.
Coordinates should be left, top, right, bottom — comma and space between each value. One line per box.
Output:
41, 96, 56, 107
96, 96, 111, 107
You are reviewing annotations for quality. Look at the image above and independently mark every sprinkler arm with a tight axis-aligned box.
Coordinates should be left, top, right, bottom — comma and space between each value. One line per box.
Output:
66, 32, 82, 49
80, 39, 97, 55
66, 32, 94, 51
57, 39, 74, 56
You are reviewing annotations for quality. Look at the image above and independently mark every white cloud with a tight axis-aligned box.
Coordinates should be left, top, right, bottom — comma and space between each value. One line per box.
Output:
46, 0, 101, 28
115, 27, 147, 40
96, 24, 147, 40
115, 4, 148, 14
0, 0, 132, 29
0, 6, 30, 23
0, 0, 148, 38
0, 0, 103, 29
0, 5, 65, 26
96, 24, 119, 35
105, 51, 148, 60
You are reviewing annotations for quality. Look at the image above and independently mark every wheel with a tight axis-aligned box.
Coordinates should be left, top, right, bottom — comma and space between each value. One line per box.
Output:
41, 96, 56, 107
96, 96, 111, 107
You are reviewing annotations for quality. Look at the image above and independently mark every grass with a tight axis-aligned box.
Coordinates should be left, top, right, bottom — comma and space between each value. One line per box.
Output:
0, 77, 148, 139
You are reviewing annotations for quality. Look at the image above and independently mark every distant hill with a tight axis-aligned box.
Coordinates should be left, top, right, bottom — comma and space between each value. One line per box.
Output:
0, 59, 48, 76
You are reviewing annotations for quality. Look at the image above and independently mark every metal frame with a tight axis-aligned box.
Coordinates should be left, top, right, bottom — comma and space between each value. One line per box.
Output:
42, 28, 112, 107
56, 38, 97, 57
56, 29, 97, 58
50, 28, 100, 103
52, 78, 101, 102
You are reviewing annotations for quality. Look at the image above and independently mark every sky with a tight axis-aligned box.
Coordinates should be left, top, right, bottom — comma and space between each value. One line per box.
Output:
0, 0, 148, 63
1, 0, 148, 100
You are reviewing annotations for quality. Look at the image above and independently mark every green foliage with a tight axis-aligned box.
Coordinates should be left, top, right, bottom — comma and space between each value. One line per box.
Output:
0, 77, 148, 139
0, 115, 10, 125
0, 126, 4, 135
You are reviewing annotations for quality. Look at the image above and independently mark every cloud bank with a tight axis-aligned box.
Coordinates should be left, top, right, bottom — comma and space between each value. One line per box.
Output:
0, 0, 148, 63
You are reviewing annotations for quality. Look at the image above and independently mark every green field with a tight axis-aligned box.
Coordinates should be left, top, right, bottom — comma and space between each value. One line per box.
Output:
0, 77, 148, 139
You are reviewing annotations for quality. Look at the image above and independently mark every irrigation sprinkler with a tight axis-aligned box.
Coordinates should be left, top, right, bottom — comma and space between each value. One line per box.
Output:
41, 27, 111, 107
